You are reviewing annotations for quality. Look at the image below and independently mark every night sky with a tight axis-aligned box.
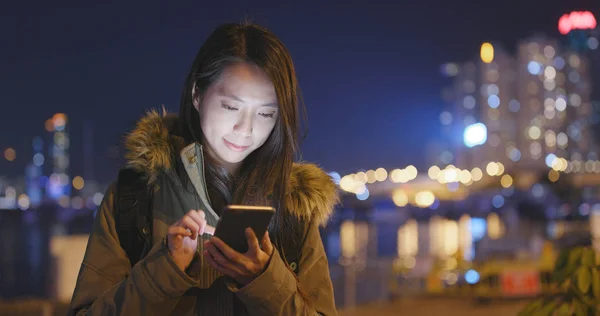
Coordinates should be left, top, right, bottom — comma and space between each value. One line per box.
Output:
1, 0, 599, 185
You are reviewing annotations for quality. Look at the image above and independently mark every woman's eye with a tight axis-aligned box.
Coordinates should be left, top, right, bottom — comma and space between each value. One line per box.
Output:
259, 112, 275, 118
222, 104, 238, 111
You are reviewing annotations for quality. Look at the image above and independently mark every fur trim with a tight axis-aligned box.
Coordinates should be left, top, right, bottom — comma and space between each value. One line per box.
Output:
123, 110, 339, 226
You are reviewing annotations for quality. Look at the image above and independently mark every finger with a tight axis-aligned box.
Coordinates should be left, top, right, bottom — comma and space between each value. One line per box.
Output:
245, 228, 261, 255
262, 231, 274, 256
187, 209, 205, 224
168, 226, 192, 237
204, 242, 245, 274
181, 216, 200, 240
210, 237, 244, 262
203, 225, 215, 236
202, 250, 239, 278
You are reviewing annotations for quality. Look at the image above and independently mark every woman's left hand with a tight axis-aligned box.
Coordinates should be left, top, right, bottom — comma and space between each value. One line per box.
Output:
202, 228, 274, 286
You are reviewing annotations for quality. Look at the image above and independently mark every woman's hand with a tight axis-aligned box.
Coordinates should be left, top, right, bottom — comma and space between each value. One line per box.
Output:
167, 210, 215, 272
202, 228, 274, 286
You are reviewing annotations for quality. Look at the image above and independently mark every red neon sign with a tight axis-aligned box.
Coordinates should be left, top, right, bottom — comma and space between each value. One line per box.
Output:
559, 11, 597, 35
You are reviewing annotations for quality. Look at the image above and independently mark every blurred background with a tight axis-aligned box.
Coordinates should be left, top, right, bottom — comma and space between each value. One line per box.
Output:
1, 1, 600, 315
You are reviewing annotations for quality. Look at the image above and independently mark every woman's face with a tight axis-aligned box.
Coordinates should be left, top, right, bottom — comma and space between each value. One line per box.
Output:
193, 62, 279, 173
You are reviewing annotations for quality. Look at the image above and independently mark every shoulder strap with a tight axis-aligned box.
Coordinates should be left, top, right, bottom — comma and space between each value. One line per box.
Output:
115, 168, 154, 268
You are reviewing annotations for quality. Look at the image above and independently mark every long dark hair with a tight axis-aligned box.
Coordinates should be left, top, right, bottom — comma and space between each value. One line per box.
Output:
178, 22, 306, 258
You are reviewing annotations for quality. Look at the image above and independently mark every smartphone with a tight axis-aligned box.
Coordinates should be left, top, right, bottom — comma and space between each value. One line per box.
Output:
213, 205, 276, 253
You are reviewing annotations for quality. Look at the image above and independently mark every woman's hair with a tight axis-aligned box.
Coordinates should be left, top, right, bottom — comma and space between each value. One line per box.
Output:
178, 22, 307, 256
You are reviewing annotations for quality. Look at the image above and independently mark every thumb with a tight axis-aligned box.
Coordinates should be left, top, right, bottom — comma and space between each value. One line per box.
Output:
262, 231, 274, 256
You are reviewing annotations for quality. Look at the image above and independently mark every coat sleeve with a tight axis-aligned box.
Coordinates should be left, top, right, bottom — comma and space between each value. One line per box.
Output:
226, 219, 338, 315
67, 184, 197, 316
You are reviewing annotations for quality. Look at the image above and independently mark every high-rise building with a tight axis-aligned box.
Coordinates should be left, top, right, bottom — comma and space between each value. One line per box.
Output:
46, 113, 71, 206
440, 36, 596, 175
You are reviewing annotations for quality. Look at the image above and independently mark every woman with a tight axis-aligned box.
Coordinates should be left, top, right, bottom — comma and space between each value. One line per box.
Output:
68, 22, 339, 315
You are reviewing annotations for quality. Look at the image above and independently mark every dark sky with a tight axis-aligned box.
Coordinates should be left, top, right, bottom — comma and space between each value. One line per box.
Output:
1, 0, 599, 184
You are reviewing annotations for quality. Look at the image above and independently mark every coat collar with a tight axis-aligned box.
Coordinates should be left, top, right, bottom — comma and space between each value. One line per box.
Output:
123, 109, 339, 226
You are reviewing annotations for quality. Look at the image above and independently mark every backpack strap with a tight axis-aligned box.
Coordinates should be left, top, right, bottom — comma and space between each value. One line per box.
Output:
114, 168, 154, 268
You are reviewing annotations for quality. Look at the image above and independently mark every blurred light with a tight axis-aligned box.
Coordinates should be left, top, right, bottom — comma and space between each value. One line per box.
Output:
366, 170, 377, 184
93, 192, 104, 206
4, 148, 16, 161
33, 153, 44, 166
544, 79, 556, 91
486, 162, 499, 176
441, 63, 459, 76
569, 71, 580, 83
509, 99, 520, 112
480, 42, 494, 64
440, 111, 453, 125
589, 37, 599, 50
355, 172, 368, 184
391, 169, 407, 183
356, 189, 369, 201
415, 191, 435, 208
544, 45, 556, 58
71, 196, 84, 210
558, 11, 597, 35
45, 119, 54, 132
428, 166, 441, 179
509, 148, 522, 162
17, 194, 30, 210
530, 142, 542, 159
463, 95, 476, 109
72, 176, 85, 190
554, 57, 566, 69
487, 84, 499, 96
528, 126, 541, 140
52, 113, 68, 130
405, 165, 418, 180
375, 168, 388, 182
532, 184, 545, 198
464, 123, 487, 148
570, 94, 582, 107
340, 175, 356, 192
471, 168, 483, 181
459, 169, 472, 184
527, 61, 542, 75
487, 95, 500, 108
545, 154, 558, 168
487, 213, 504, 240
58, 195, 70, 208
500, 174, 513, 188
549, 170, 560, 182
392, 189, 409, 207
465, 270, 480, 284
544, 66, 556, 80
328, 172, 341, 185
555, 98, 567, 111
355, 184, 367, 195
569, 54, 581, 68
492, 195, 505, 208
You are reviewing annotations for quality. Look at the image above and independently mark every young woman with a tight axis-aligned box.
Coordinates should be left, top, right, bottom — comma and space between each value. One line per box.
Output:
68, 22, 339, 315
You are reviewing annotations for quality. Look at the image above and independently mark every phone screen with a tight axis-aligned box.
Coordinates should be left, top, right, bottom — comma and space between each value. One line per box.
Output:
213, 205, 275, 253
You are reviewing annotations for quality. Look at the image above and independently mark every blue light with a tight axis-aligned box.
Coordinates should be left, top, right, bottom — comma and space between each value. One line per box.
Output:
465, 270, 480, 284
528, 61, 542, 75
328, 172, 341, 185
545, 154, 557, 168
470, 218, 487, 241
492, 195, 505, 208
487, 95, 500, 108
463, 123, 487, 148
356, 189, 369, 201
509, 148, 521, 162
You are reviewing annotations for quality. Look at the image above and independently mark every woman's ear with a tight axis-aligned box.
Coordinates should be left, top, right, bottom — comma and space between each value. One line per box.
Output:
192, 83, 201, 112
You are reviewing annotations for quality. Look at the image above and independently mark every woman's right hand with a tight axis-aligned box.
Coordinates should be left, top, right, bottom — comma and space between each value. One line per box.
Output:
167, 210, 215, 272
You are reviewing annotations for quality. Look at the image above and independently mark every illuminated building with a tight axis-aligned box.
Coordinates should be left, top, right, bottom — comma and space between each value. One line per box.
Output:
25, 137, 45, 207
440, 35, 595, 174
46, 113, 71, 205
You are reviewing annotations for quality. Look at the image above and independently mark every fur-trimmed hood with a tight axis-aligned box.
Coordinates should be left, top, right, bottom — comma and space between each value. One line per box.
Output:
123, 110, 339, 226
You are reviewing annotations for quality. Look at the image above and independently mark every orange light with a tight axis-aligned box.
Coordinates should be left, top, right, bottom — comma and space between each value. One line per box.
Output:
4, 148, 16, 161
